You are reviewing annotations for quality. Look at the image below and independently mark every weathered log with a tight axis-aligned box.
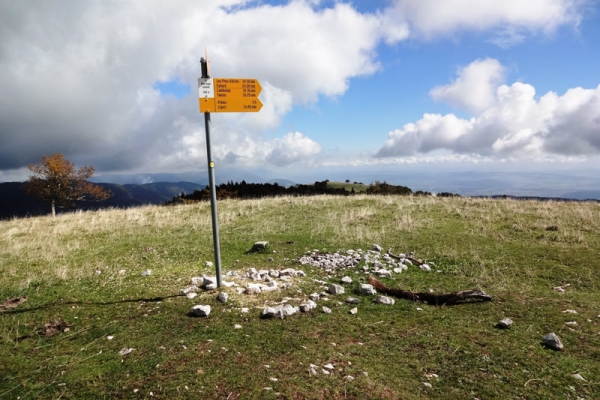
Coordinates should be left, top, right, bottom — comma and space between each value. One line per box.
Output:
368, 276, 493, 305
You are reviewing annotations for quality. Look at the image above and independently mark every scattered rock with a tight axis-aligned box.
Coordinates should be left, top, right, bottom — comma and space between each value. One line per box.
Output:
328, 284, 345, 295
340, 276, 353, 284
119, 347, 134, 356
349, 307, 358, 315
497, 318, 513, 329
261, 304, 299, 319
180, 286, 198, 295
192, 305, 211, 317
186, 293, 197, 299
563, 309, 578, 314
217, 292, 229, 303
542, 332, 564, 350
253, 241, 269, 250
345, 297, 360, 304
202, 276, 217, 290
190, 277, 203, 285
322, 306, 332, 314
571, 373, 586, 381
142, 269, 152, 276
372, 244, 383, 252
375, 295, 395, 305
419, 264, 432, 272
205, 261, 213, 267
360, 284, 377, 295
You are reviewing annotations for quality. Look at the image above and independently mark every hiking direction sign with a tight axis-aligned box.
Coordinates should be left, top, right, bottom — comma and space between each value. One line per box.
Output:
198, 78, 263, 113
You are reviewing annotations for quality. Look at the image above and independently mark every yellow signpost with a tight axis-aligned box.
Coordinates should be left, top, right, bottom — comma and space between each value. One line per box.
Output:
198, 78, 263, 113
198, 52, 264, 288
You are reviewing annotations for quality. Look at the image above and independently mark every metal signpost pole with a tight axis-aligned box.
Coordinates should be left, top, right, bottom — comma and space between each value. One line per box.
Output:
200, 57, 222, 288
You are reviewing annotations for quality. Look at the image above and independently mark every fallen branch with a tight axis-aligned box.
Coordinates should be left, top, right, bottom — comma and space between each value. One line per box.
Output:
368, 276, 493, 305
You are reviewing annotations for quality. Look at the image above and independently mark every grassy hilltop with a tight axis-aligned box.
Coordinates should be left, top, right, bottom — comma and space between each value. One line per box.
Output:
1, 195, 599, 399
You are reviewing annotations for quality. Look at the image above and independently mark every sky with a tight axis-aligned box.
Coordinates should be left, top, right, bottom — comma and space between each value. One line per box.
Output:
1, 0, 600, 194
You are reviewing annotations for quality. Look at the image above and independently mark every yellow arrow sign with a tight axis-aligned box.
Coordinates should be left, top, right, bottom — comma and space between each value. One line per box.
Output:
214, 78, 262, 97
200, 97, 263, 113
199, 78, 263, 113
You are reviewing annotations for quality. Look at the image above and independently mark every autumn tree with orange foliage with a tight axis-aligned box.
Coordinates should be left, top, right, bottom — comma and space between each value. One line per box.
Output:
23, 154, 112, 217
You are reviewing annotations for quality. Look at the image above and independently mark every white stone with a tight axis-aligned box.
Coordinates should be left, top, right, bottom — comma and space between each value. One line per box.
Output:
377, 269, 392, 278
322, 306, 332, 314
419, 264, 431, 272
217, 292, 229, 303
205, 261, 213, 267
323, 363, 334, 370
349, 307, 358, 315
571, 373, 586, 381
186, 293, 197, 299
375, 295, 395, 305
253, 241, 268, 250
328, 284, 345, 295
180, 286, 198, 295
497, 318, 513, 329
190, 277, 203, 285
542, 332, 564, 350
359, 284, 377, 295
192, 305, 211, 317
261, 304, 299, 319
563, 309, 578, 314
345, 297, 360, 304
341, 276, 353, 284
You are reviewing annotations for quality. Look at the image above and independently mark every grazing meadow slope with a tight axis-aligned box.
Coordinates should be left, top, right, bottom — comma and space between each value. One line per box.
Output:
1, 195, 599, 399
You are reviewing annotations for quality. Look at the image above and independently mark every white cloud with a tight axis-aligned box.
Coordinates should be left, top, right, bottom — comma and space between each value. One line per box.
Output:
266, 132, 322, 166
0, 0, 381, 173
0, 0, 591, 178
388, 0, 584, 41
376, 59, 600, 160
430, 58, 506, 114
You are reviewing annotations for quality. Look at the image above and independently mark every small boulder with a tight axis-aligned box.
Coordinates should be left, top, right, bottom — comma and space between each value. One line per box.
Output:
496, 318, 513, 329
192, 305, 211, 317
375, 295, 395, 305
253, 241, 269, 250
542, 332, 564, 350
340, 276, 353, 284
345, 297, 360, 304
377, 269, 392, 278
360, 284, 377, 295
217, 292, 229, 303
328, 284, 345, 295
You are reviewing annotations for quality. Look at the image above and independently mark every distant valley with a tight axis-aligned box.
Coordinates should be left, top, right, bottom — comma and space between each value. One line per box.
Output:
0, 181, 204, 220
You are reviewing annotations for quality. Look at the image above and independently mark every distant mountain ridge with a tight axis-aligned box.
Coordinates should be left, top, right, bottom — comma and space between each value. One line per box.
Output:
0, 181, 203, 220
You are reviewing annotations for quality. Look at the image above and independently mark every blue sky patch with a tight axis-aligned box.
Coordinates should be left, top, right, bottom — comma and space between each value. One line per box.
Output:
153, 79, 191, 99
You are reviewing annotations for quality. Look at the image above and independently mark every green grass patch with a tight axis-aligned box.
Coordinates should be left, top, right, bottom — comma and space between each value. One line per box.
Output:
1, 195, 599, 399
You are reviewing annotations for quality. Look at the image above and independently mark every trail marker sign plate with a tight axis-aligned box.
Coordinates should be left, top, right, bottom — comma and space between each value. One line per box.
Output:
198, 78, 263, 113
